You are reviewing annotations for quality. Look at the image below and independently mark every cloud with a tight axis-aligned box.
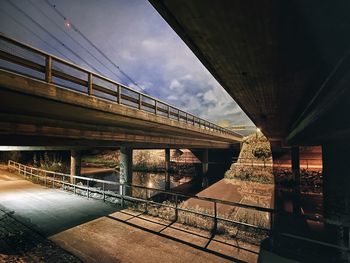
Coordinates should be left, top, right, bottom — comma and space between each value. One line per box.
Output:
0, 0, 254, 127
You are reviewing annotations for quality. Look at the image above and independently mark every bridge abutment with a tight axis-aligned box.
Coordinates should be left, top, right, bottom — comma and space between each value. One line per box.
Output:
120, 147, 133, 196
70, 150, 81, 183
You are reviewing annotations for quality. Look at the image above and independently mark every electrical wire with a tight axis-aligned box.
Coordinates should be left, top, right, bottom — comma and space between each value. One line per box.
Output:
28, 0, 126, 82
0, 7, 71, 61
44, 0, 148, 93
6, 0, 105, 75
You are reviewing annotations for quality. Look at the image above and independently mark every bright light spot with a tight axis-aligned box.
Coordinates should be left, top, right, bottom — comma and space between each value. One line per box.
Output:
148, 182, 153, 188
257, 128, 261, 133
64, 20, 71, 28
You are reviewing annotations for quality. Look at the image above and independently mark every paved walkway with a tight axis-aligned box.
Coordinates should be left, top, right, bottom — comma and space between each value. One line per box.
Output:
0, 165, 260, 263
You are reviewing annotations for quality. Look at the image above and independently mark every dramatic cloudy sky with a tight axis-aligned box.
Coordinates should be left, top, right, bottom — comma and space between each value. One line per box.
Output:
0, 0, 254, 131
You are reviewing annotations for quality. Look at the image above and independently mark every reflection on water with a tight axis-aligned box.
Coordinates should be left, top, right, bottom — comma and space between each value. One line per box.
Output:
84, 170, 193, 196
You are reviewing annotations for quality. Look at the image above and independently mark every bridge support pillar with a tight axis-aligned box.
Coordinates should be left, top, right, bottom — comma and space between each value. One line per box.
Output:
291, 146, 301, 216
120, 147, 133, 197
70, 150, 81, 184
201, 149, 209, 188
322, 140, 350, 260
165, 149, 171, 190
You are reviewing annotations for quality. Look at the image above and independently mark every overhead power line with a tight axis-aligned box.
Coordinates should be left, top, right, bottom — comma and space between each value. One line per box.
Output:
44, 0, 147, 93
28, 0, 125, 82
0, 7, 70, 61
6, 0, 105, 76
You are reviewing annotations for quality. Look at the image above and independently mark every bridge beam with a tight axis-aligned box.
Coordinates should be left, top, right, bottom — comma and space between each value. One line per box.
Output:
70, 150, 81, 183
165, 149, 171, 190
120, 147, 133, 196
291, 146, 301, 216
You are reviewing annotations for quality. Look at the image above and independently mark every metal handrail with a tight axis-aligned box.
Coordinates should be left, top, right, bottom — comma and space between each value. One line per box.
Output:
11, 160, 348, 253
0, 33, 241, 138
8, 160, 274, 232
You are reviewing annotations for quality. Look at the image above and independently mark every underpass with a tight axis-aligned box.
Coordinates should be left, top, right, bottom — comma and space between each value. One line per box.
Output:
0, 164, 262, 263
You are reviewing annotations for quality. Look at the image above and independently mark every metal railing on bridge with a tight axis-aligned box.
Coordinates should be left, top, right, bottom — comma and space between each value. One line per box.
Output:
0, 34, 240, 137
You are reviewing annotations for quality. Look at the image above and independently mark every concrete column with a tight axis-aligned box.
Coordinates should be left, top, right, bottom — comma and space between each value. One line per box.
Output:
322, 141, 350, 260
120, 147, 133, 196
202, 149, 209, 188
70, 150, 81, 184
165, 148, 171, 190
291, 146, 301, 216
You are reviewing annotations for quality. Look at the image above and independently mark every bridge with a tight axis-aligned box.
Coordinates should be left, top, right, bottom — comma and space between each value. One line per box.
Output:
0, 34, 242, 150
149, 1, 350, 261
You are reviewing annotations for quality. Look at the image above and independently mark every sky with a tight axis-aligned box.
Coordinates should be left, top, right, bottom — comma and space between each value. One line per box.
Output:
0, 0, 254, 132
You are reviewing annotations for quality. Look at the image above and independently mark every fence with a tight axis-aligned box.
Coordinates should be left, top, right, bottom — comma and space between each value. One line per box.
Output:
0, 33, 239, 137
231, 157, 322, 170
7, 160, 350, 255
7, 160, 274, 234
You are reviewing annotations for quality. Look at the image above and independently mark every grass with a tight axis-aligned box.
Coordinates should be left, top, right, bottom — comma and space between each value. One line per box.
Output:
81, 156, 118, 168
225, 165, 274, 184
129, 200, 269, 244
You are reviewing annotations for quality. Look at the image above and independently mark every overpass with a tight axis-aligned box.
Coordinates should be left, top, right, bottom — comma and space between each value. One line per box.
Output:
149, 1, 350, 261
0, 34, 242, 150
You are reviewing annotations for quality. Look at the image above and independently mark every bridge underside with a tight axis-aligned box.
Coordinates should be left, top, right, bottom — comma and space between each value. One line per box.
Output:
149, 0, 350, 145
149, 1, 350, 261
0, 70, 241, 149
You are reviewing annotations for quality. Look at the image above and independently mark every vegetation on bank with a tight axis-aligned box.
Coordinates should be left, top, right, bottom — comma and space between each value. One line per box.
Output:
33, 152, 68, 173
129, 200, 269, 244
225, 131, 274, 184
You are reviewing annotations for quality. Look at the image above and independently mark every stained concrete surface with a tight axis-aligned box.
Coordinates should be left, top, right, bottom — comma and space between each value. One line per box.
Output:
0, 165, 260, 262
51, 209, 260, 263
0, 165, 119, 236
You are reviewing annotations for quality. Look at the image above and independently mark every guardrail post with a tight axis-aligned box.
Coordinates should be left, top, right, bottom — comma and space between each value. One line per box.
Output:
45, 55, 52, 83
87, 180, 89, 198
138, 93, 142, 109
178, 110, 180, 121
102, 182, 105, 202
213, 201, 217, 233
145, 189, 148, 213
117, 85, 121, 104
167, 106, 170, 118
175, 194, 178, 221
155, 100, 158, 115
62, 175, 65, 190
88, 72, 93, 95
121, 185, 125, 207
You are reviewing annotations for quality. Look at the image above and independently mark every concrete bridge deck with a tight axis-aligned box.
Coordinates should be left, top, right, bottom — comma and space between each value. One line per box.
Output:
0, 34, 242, 149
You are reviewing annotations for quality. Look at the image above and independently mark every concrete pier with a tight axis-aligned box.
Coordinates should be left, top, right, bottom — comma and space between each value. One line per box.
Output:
291, 147, 301, 216
322, 141, 350, 261
120, 147, 133, 196
165, 148, 171, 190
70, 150, 81, 184
201, 149, 209, 188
